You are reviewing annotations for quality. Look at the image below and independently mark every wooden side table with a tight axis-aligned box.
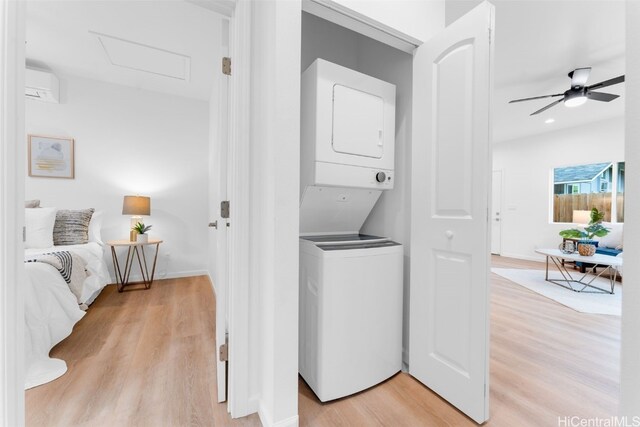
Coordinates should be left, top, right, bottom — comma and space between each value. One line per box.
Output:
107, 239, 163, 292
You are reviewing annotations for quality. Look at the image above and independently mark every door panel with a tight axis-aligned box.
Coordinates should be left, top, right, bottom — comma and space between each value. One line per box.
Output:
409, 2, 494, 424
332, 84, 384, 158
433, 43, 474, 217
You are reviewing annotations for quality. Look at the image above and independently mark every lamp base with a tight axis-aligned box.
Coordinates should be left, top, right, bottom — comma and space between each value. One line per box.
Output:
130, 216, 142, 241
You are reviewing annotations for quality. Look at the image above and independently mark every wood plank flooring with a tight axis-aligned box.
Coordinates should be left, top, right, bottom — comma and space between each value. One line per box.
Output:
27, 256, 620, 426
26, 276, 260, 427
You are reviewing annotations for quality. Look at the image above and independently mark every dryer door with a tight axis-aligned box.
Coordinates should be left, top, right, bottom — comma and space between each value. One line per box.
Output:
332, 84, 384, 159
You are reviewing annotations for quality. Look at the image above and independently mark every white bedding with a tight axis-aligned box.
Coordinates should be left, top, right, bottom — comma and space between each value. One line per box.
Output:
24, 242, 111, 389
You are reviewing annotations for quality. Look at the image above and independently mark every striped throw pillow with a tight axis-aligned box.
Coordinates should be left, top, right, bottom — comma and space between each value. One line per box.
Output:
53, 209, 95, 246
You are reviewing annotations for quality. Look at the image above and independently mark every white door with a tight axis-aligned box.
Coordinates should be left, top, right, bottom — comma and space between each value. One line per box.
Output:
491, 170, 502, 255
409, 2, 494, 424
209, 18, 230, 403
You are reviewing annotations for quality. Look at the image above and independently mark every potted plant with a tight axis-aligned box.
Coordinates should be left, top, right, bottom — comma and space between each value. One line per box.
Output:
132, 221, 152, 243
559, 208, 609, 256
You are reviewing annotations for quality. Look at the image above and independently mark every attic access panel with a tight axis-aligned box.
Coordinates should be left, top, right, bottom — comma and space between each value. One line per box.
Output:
332, 84, 384, 159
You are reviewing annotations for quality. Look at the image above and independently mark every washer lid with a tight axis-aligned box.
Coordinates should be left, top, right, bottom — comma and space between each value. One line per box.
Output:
302, 234, 387, 244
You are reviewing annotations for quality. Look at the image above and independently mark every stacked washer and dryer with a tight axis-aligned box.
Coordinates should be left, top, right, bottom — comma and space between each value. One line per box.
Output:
299, 59, 403, 402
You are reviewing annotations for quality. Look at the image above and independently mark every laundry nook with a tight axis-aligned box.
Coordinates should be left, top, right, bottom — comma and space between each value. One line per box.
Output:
298, 58, 403, 402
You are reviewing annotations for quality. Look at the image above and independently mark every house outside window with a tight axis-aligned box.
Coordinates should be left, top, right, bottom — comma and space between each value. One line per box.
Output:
552, 162, 625, 223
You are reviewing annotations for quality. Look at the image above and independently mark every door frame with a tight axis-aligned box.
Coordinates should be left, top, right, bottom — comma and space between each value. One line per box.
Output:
0, 0, 254, 423
0, 0, 26, 425
225, 0, 254, 418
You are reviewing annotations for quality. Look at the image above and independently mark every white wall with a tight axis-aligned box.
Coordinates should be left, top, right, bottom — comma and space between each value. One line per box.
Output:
26, 75, 210, 280
621, 0, 640, 417
250, 1, 301, 426
492, 116, 625, 261
333, 0, 443, 42
445, 0, 482, 26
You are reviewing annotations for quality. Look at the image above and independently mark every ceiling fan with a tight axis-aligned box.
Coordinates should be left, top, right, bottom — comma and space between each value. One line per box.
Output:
509, 67, 625, 116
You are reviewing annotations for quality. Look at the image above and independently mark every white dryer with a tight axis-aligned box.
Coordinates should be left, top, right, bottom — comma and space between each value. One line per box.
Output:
301, 59, 396, 192
299, 234, 403, 402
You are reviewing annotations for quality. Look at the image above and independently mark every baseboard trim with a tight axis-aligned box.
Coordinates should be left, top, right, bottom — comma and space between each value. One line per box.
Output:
109, 270, 209, 285
259, 403, 299, 427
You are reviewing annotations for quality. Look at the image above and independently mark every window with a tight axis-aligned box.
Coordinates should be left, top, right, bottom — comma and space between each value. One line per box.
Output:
552, 162, 625, 223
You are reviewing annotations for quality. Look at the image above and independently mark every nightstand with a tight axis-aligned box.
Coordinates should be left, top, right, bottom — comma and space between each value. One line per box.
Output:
107, 239, 163, 292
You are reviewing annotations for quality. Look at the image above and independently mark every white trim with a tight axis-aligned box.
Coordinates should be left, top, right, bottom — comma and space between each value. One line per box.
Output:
227, 0, 252, 418
107, 269, 211, 285
302, 0, 421, 54
0, 0, 25, 425
259, 403, 299, 427
621, 0, 640, 416
186, 0, 236, 17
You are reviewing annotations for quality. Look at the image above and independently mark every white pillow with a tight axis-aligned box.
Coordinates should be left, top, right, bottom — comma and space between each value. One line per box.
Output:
25, 207, 57, 249
88, 210, 103, 244
597, 222, 623, 249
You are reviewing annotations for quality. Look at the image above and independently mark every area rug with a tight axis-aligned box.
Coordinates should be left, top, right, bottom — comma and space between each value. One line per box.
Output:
491, 268, 622, 316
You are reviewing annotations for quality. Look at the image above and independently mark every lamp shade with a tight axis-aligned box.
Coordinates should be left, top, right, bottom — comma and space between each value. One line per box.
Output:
122, 195, 150, 216
572, 210, 591, 224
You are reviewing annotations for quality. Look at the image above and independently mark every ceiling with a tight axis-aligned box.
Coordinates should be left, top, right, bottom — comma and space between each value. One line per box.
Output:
490, 0, 625, 143
26, 0, 223, 101
26, 1, 626, 138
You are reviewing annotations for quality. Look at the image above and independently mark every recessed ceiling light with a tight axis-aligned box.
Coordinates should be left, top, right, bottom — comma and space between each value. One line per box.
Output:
545, 118, 555, 124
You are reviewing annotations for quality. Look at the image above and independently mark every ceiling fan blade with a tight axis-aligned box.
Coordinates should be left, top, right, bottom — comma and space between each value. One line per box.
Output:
569, 67, 591, 88
509, 93, 564, 103
587, 75, 625, 91
587, 91, 619, 102
530, 98, 564, 116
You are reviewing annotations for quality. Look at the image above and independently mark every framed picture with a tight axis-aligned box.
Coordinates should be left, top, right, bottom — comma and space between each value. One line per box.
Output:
28, 135, 75, 179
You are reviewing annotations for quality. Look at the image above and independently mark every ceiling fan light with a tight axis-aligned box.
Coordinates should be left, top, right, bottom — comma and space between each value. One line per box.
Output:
564, 95, 587, 108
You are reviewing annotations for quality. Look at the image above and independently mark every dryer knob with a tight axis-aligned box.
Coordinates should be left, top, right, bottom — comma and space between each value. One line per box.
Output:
376, 172, 386, 183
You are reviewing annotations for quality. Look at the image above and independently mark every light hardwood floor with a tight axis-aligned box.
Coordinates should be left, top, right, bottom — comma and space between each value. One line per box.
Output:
27, 256, 620, 426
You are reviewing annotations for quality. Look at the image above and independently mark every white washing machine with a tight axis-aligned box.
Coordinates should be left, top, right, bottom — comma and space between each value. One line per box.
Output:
299, 234, 403, 402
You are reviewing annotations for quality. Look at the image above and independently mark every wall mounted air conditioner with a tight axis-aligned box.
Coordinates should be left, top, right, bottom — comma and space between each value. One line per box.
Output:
25, 68, 60, 103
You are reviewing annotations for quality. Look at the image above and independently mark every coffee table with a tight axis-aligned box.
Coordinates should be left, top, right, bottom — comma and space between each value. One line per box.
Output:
535, 248, 622, 294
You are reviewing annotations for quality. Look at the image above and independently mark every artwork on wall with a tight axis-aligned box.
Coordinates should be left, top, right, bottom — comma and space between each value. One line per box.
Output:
28, 135, 75, 179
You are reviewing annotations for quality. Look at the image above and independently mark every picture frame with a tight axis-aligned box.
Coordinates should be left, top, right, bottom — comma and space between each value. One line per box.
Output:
28, 135, 75, 179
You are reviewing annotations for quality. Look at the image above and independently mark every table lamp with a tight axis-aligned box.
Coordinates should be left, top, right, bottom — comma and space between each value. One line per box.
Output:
572, 210, 591, 225
122, 195, 150, 241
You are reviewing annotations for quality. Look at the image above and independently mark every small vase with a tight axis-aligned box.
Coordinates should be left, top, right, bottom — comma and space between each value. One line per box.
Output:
136, 234, 149, 244
577, 242, 596, 256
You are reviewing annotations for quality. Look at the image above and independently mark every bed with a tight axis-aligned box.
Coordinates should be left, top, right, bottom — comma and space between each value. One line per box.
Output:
24, 204, 111, 389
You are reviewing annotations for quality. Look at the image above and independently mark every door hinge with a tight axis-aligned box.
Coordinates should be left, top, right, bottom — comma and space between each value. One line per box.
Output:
219, 343, 228, 362
222, 57, 231, 76
219, 335, 229, 362
221, 201, 230, 219
488, 28, 492, 45
23, 226, 26, 242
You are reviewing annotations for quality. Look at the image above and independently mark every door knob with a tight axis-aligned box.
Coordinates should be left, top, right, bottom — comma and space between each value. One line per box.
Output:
209, 221, 218, 229
445, 230, 454, 239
